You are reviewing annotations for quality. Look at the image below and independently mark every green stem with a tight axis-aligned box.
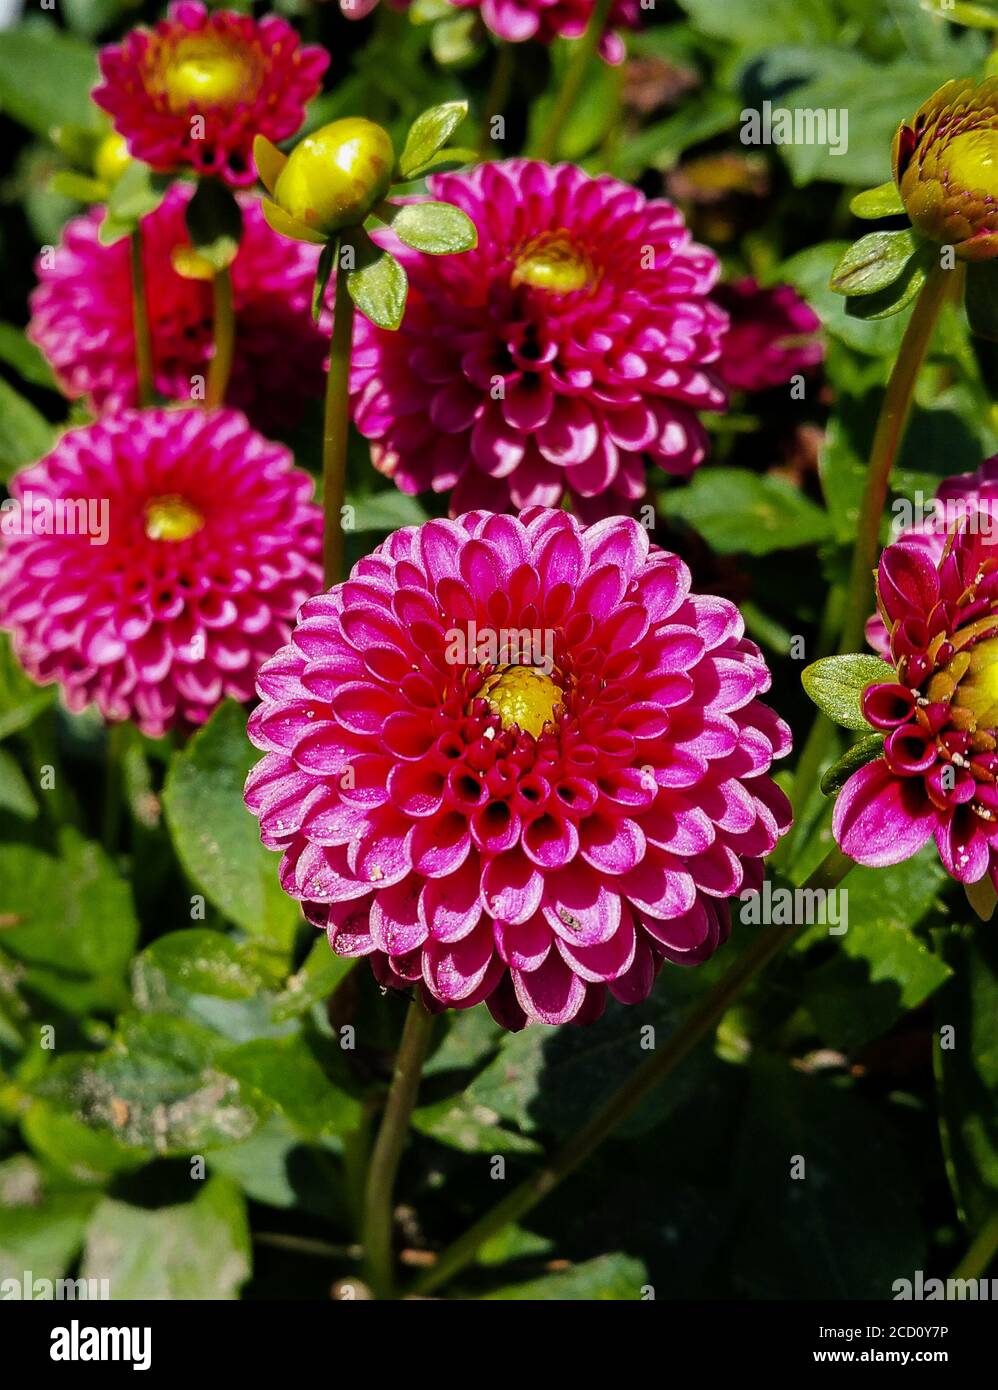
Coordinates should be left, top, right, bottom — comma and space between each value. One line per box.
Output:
532, 0, 613, 163
361, 996, 435, 1298
412, 845, 853, 1298
478, 44, 514, 158
205, 265, 235, 410
952, 1210, 998, 1282
101, 723, 127, 853
837, 260, 955, 656
322, 257, 356, 587
129, 227, 154, 408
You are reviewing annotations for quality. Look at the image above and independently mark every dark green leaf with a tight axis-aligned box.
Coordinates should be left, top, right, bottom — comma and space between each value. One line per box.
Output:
0, 377, 56, 481
184, 178, 244, 272
0, 634, 55, 739
0, 26, 99, 138
480, 1253, 648, 1301
965, 260, 998, 342
819, 732, 885, 794
347, 247, 408, 331
830, 229, 921, 297
662, 469, 831, 555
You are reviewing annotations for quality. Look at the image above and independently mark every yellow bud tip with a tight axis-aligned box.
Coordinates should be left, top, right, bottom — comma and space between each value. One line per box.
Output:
94, 132, 131, 189
272, 118, 395, 236
938, 129, 998, 200
512, 234, 593, 294
480, 667, 564, 738
954, 635, 998, 731
144, 495, 204, 542
160, 36, 257, 114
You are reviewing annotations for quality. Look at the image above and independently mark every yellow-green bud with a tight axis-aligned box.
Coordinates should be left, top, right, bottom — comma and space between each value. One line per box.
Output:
257, 119, 394, 244
894, 78, 998, 262
94, 131, 131, 189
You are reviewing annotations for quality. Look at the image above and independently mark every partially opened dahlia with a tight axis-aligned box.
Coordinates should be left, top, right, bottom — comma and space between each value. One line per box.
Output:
713, 278, 823, 393
29, 185, 327, 437
835, 513, 998, 883
245, 508, 791, 1029
448, 0, 640, 64
351, 160, 727, 517
93, 2, 328, 187
0, 409, 321, 738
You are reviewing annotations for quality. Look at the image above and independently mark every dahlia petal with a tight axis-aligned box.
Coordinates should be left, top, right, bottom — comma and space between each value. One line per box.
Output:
832, 759, 937, 867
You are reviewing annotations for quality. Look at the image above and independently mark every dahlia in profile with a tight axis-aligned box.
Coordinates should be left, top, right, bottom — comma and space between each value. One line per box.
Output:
28, 186, 327, 437
0, 409, 321, 738
351, 160, 727, 517
712, 278, 823, 393
834, 510, 998, 883
93, 2, 328, 187
448, 0, 640, 64
244, 507, 791, 1029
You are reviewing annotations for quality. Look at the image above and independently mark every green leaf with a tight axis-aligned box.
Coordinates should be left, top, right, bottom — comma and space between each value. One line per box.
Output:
0, 325, 58, 391
347, 246, 408, 331
162, 701, 300, 950
662, 469, 831, 556
935, 929, 998, 1227
398, 100, 469, 178
49, 170, 105, 203
35, 1015, 262, 1155
100, 162, 170, 244
21, 1102, 146, 1185
344, 490, 428, 534
830, 229, 921, 297
0, 747, 37, 820
0, 633, 55, 740
133, 930, 277, 1004
819, 732, 885, 795
844, 244, 934, 320
480, 1253, 648, 1301
184, 178, 244, 272
850, 181, 906, 219
383, 201, 477, 255
219, 1034, 362, 1138
965, 260, 998, 342
0, 1158, 97, 1288
0, 377, 56, 481
412, 1095, 542, 1154
801, 653, 889, 730
780, 242, 909, 356
0, 26, 100, 139
732, 1058, 924, 1297
80, 1176, 251, 1300
272, 937, 355, 1021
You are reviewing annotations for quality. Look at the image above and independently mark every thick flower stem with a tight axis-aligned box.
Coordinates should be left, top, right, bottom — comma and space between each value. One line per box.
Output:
478, 44, 514, 158
533, 0, 613, 163
322, 262, 356, 587
129, 228, 154, 408
411, 844, 853, 1298
205, 265, 235, 410
836, 260, 955, 656
952, 1210, 998, 1282
362, 996, 435, 1298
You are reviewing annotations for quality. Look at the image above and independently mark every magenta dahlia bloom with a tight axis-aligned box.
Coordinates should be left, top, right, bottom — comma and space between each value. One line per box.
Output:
866, 457, 998, 655
352, 161, 728, 517
712, 278, 823, 393
0, 409, 321, 738
93, 2, 328, 187
834, 513, 998, 883
448, 0, 640, 64
244, 508, 791, 1029
29, 185, 327, 438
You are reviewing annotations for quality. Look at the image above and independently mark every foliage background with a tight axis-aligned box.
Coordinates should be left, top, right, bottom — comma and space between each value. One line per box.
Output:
0, 0, 996, 1300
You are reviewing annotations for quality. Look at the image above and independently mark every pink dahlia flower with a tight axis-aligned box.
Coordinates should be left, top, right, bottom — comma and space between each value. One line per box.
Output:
834, 513, 998, 883
352, 160, 728, 517
448, 0, 641, 65
866, 456, 998, 655
0, 409, 322, 738
712, 278, 823, 393
93, 2, 328, 187
244, 507, 792, 1029
28, 185, 327, 438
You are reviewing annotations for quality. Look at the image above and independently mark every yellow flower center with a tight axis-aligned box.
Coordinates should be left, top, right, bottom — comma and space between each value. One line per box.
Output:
480, 666, 564, 738
512, 234, 593, 294
953, 635, 998, 731
939, 129, 998, 197
159, 37, 258, 113
144, 495, 204, 542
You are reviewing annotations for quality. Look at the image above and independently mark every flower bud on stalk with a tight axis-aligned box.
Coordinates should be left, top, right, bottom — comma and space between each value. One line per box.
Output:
255, 119, 395, 245
894, 77, 998, 261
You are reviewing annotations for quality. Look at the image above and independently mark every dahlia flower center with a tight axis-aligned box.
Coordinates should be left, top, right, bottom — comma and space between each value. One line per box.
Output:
512, 234, 593, 294
159, 37, 259, 113
939, 129, 998, 196
953, 634, 998, 731
479, 666, 563, 738
144, 495, 204, 542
